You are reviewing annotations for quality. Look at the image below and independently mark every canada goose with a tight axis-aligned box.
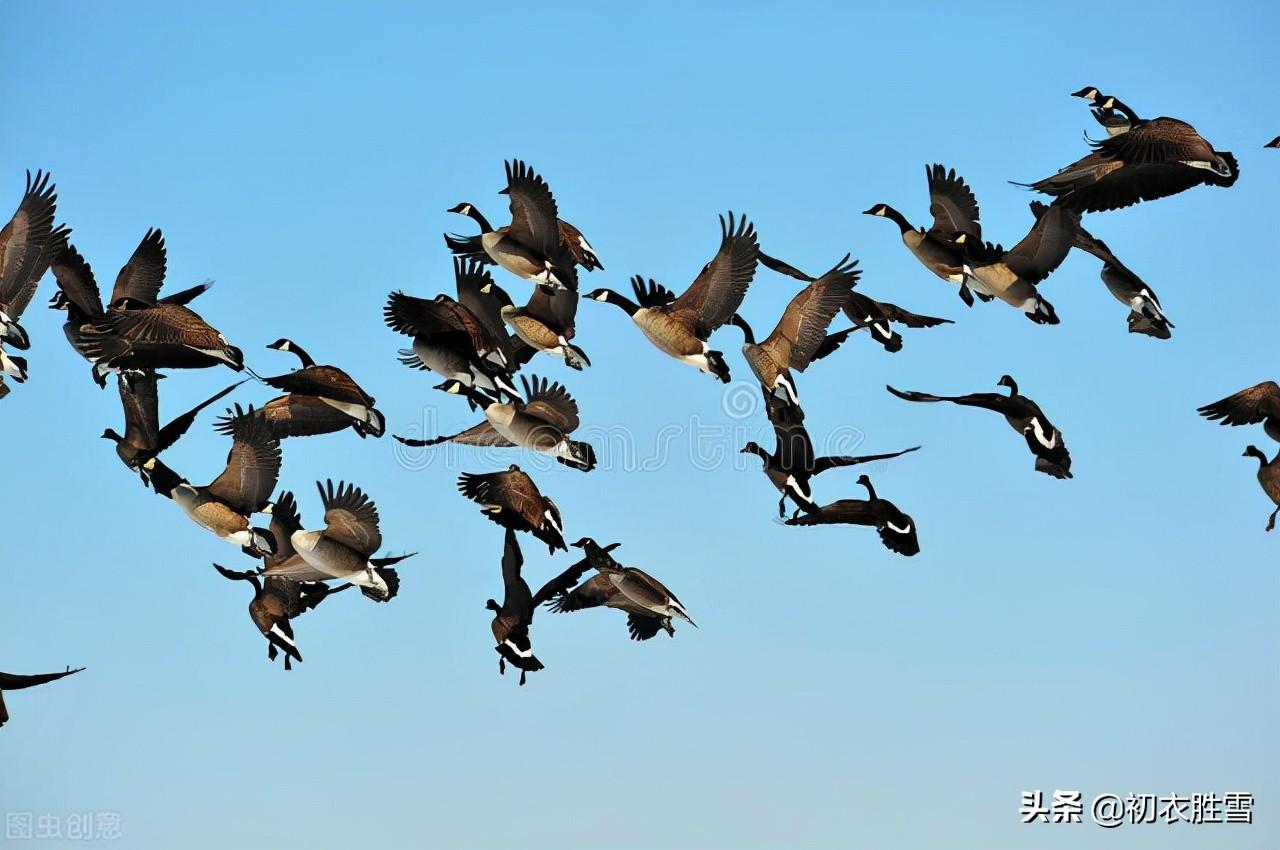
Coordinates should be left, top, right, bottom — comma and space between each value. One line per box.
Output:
952, 201, 1081, 324
446, 160, 581, 291
785, 474, 920, 556
1242, 446, 1280, 531
1018, 94, 1238, 212
1071, 86, 1132, 137
1198, 382, 1280, 443
100, 228, 213, 310
546, 538, 696, 640
742, 410, 920, 518
477, 278, 590, 370
213, 563, 350, 670
757, 252, 952, 354
0, 666, 84, 728
103, 371, 245, 479
1065, 209, 1173, 339
887, 376, 1072, 478
863, 164, 990, 306
143, 404, 280, 555
254, 490, 391, 600
0, 170, 65, 352
727, 254, 857, 403
81, 301, 243, 387
288, 480, 415, 602
224, 338, 385, 438
458, 465, 566, 553
395, 375, 597, 472
447, 207, 602, 274
585, 212, 759, 382
384, 258, 520, 396
485, 529, 601, 685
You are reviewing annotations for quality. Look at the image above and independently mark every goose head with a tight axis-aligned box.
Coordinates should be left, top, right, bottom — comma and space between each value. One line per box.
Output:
856, 474, 877, 500
434, 379, 491, 411
583, 288, 638, 317
740, 441, 767, 462
1071, 85, 1104, 103
1244, 445, 1269, 467
862, 203, 891, 217
570, 537, 596, 549
485, 598, 501, 613
100, 428, 124, 444
447, 202, 492, 232
997, 374, 1019, 395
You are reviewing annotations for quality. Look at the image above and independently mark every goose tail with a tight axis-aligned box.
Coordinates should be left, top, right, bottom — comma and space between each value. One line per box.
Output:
705, 349, 731, 383
556, 439, 597, 472
0, 319, 30, 350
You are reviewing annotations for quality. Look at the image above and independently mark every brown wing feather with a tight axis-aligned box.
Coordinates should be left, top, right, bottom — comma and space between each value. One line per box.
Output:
110, 228, 167, 305
520, 374, 580, 433
319, 479, 382, 556
0, 171, 58, 309
926, 164, 982, 239
1198, 382, 1280, 426
760, 256, 858, 370
205, 406, 282, 514
503, 160, 561, 256
666, 212, 759, 336
264, 365, 372, 406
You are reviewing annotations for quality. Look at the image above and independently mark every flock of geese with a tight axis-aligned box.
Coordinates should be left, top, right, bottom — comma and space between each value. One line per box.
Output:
0, 85, 1277, 716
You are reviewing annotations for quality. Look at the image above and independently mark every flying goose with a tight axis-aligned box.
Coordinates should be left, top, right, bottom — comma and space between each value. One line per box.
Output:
395, 375, 597, 472
287, 480, 415, 602
1243, 446, 1280, 531
103, 371, 245, 479
476, 278, 590, 370
224, 339, 385, 439
863, 164, 990, 306
486, 529, 601, 685
1018, 94, 1238, 212
213, 563, 350, 670
446, 160, 582, 291
1065, 210, 1173, 339
384, 258, 520, 396
785, 474, 920, 556
1071, 86, 1132, 137
143, 405, 281, 555
742, 410, 920, 518
585, 212, 759, 383
728, 254, 857, 403
887, 376, 1072, 478
0, 666, 84, 728
546, 538, 696, 640
457, 465, 566, 553
1198, 382, 1280, 443
80, 300, 243, 387
0, 170, 65, 352
952, 201, 1081, 324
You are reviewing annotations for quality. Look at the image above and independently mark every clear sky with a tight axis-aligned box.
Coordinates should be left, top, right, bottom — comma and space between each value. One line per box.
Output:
2, 2, 1277, 848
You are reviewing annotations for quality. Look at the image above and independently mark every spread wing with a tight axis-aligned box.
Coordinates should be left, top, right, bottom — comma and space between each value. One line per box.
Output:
264, 366, 372, 406
667, 212, 759, 336
1002, 204, 1080, 283
886, 384, 1013, 415
157, 379, 245, 452
627, 613, 665, 641
0, 170, 59, 311
760, 255, 859, 370
0, 667, 84, 692
926, 164, 982, 239
91, 303, 228, 348
520, 374, 580, 433
454, 259, 517, 359
1198, 381, 1280, 427
319, 479, 382, 557
395, 421, 516, 448
458, 468, 543, 526
523, 285, 579, 335
50, 243, 105, 318
812, 445, 920, 476
545, 573, 613, 613
205, 405, 282, 514
630, 276, 678, 309
266, 490, 304, 567
117, 371, 161, 452
110, 227, 167, 305
503, 159, 561, 257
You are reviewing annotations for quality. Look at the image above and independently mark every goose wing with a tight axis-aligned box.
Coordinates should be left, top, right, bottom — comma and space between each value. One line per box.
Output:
626, 613, 665, 641
265, 490, 304, 567
92, 303, 229, 347
1001, 203, 1080, 283
926, 164, 982, 239
886, 384, 1015, 415
383, 291, 490, 353
759, 255, 859, 370
1198, 381, 1280, 427
318, 479, 382, 557
454, 259, 517, 358
458, 468, 544, 527
812, 445, 921, 476
264, 365, 372, 406
0, 171, 59, 312
110, 228, 168, 306
524, 285, 579, 335
395, 421, 515, 448
520, 374, 580, 433
859, 295, 953, 328
205, 406, 281, 514
156, 379, 245, 453
117, 371, 161, 452
630, 276, 678, 308
531, 551, 596, 608
0, 667, 84, 691
545, 573, 613, 613
614, 568, 683, 612
785, 498, 878, 527
50, 243, 105, 318
667, 212, 759, 336
503, 160, 561, 258
557, 218, 602, 270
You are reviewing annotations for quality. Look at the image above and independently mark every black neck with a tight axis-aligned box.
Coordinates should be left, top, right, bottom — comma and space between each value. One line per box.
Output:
1246, 446, 1268, 468
1004, 379, 1019, 397
1107, 97, 1140, 123
281, 342, 315, 368
881, 206, 913, 233
599, 290, 640, 317
860, 479, 878, 500
730, 314, 755, 344
463, 205, 493, 233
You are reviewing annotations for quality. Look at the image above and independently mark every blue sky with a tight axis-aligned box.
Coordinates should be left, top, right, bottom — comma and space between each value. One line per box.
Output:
1, 2, 1277, 848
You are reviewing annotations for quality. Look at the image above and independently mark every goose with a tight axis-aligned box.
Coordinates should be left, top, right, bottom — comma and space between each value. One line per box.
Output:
0, 666, 84, 728
0, 170, 65, 351
486, 529, 601, 685
863, 164, 990, 306
585, 212, 759, 383
288, 480, 415, 602
727, 254, 857, 404
1065, 209, 1173, 339
445, 160, 581, 291
476, 278, 590, 370
395, 375, 597, 472
226, 338, 385, 438
1243, 446, 1280, 531
1198, 382, 1280, 443
1071, 86, 1132, 137
742, 410, 920, 518
546, 538, 696, 640
457, 465, 566, 553
447, 199, 602, 276
80, 300, 243, 387
213, 563, 350, 670
384, 258, 520, 396
757, 252, 952, 354
1017, 95, 1238, 212
143, 404, 280, 555
103, 371, 245, 479
785, 474, 920, 556
951, 201, 1081, 324
887, 375, 1072, 478
99, 228, 213, 311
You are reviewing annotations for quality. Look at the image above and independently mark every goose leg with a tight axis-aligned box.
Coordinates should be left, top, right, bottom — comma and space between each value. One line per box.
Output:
498, 657, 506, 676
777, 495, 787, 519
519, 670, 527, 686
1267, 506, 1279, 532
957, 285, 975, 307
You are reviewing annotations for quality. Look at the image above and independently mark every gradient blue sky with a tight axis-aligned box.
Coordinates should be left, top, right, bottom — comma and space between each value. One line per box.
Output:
2, 2, 1277, 848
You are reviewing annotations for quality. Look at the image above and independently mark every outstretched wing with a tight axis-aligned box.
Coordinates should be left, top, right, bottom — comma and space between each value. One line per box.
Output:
667, 212, 759, 336
812, 445, 920, 476
0, 170, 59, 311
110, 227, 168, 306
205, 405, 281, 514
503, 160, 561, 257
520, 374, 580, 433
760, 255, 859, 370
319, 479, 383, 557
1197, 381, 1280, 427
926, 164, 982, 239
